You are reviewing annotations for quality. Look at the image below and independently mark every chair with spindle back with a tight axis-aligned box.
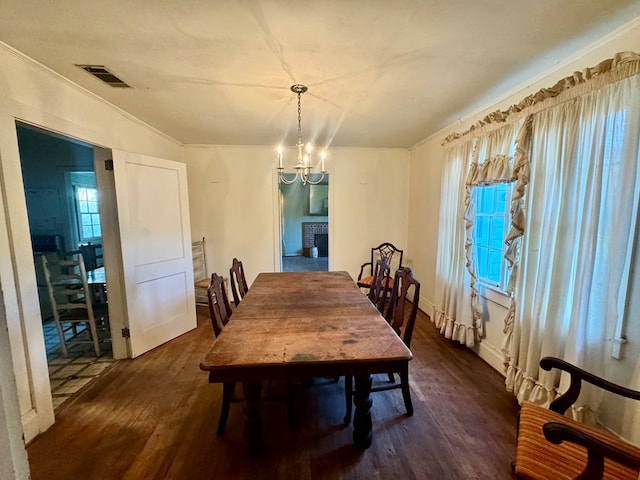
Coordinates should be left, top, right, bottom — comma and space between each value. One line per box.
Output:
344, 266, 420, 425
367, 257, 392, 314
357, 242, 403, 292
41, 252, 108, 357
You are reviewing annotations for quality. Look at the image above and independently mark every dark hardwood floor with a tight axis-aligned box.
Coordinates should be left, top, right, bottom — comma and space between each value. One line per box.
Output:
27, 306, 519, 479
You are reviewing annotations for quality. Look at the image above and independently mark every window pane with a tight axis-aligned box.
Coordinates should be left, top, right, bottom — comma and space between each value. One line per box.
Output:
91, 213, 101, 225
88, 201, 99, 213
79, 201, 88, 213
77, 188, 87, 201
488, 250, 503, 283
83, 226, 93, 238
489, 217, 505, 248
477, 247, 488, 279
81, 213, 92, 226
495, 185, 507, 211
93, 224, 101, 237
87, 188, 98, 202
479, 188, 495, 213
476, 216, 489, 246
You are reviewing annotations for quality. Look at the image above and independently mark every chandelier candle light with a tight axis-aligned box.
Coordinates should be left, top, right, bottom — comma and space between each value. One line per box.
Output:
277, 84, 327, 185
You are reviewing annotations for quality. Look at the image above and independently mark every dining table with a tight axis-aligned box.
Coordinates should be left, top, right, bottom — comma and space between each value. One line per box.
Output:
199, 270, 413, 453
86, 266, 107, 304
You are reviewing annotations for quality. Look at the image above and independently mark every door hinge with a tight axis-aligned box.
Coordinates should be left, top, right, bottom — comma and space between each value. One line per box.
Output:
105, 159, 114, 171
121, 328, 130, 338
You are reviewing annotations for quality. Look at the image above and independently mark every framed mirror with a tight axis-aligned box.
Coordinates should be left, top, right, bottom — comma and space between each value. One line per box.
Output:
309, 184, 328, 216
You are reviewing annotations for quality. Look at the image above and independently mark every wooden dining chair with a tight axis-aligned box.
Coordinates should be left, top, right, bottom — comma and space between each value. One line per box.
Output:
367, 257, 392, 314
207, 273, 231, 338
206, 272, 237, 434
229, 257, 249, 305
207, 272, 293, 435
357, 242, 403, 292
41, 252, 108, 357
192, 237, 209, 306
513, 357, 640, 480
344, 266, 420, 425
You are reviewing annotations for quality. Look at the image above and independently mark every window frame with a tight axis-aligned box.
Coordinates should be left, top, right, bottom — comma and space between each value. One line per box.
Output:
73, 184, 102, 244
472, 182, 512, 293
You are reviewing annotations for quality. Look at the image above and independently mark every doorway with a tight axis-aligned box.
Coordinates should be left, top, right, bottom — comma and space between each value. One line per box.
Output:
16, 123, 116, 413
279, 174, 329, 272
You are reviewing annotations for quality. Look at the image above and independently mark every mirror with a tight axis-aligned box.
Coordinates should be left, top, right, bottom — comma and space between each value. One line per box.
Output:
309, 184, 328, 216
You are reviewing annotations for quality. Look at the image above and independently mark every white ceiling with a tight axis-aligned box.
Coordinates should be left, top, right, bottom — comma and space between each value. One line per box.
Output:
1, 1, 640, 148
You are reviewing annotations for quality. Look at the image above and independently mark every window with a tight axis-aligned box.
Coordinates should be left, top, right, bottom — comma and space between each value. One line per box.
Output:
473, 183, 510, 290
75, 186, 101, 242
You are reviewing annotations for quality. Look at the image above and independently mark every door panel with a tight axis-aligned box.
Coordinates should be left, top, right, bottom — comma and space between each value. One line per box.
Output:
111, 150, 195, 357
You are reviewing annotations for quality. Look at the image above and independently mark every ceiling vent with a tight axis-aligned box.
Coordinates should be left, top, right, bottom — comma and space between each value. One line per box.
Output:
76, 65, 132, 88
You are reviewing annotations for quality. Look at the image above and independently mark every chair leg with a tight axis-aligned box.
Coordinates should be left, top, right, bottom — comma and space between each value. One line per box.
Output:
217, 382, 235, 435
399, 368, 413, 416
343, 375, 353, 425
286, 380, 295, 429
87, 320, 101, 357
387, 372, 395, 383
54, 319, 69, 357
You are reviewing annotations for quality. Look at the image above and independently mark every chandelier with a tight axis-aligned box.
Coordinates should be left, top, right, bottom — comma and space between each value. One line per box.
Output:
277, 84, 326, 185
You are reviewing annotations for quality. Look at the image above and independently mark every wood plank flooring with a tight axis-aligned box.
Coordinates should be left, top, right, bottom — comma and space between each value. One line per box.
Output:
27, 306, 519, 479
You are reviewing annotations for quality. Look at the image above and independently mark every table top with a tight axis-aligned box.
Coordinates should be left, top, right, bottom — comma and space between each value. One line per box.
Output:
200, 271, 412, 382
86, 266, 106, 285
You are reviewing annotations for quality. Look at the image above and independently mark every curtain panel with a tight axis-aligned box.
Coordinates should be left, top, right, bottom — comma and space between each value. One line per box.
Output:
434, 140, 477, 346
507, 73, 640, 417
437, 52, 640, 430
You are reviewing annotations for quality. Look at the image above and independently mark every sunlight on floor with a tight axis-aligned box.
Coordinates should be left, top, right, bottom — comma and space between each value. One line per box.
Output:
43, 320, 116, 413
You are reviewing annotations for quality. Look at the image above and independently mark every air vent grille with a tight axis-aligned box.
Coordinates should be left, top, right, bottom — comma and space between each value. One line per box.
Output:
76, 65, 132, 88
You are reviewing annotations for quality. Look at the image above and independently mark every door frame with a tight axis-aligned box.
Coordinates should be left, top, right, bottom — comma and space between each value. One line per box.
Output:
273, 169, 334, 272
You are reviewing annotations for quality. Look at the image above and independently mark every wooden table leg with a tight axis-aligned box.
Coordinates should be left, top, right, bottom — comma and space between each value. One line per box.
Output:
242, 381, 263, 455
352, 373, 373, 449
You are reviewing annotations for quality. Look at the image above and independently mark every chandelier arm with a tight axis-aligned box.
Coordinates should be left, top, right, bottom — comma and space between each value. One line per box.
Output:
304, 173, 326, 185
279, 171, 300, 185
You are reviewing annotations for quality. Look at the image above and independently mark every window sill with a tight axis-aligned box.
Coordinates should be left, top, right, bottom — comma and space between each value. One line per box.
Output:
477, 283, 511, 309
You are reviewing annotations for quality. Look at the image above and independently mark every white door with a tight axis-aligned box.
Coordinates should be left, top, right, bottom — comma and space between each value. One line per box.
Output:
111, 150, 196, 357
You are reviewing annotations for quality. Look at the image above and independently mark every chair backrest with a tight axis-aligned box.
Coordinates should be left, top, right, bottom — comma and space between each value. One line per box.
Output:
384, 267, 420, 348
192, 237, 207, 282
41, 252, 96, 322
368, 257, 391, 313
229, 257, 249, 305
78, 242, 103, 271
207, 273, 232, 337
370, 242, 403, 275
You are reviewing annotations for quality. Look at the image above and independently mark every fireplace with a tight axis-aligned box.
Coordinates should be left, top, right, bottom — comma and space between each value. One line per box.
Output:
314, 233, 328, 257
302, 222, 328, 257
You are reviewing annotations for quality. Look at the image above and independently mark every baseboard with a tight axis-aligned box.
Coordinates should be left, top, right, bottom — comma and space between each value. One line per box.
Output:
477, 341, 506, 377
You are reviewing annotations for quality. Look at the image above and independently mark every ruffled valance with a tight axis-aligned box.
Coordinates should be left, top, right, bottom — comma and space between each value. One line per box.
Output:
442, 51, 640, 146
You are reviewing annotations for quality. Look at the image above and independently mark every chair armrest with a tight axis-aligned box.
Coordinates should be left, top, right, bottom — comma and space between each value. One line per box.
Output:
357, 262, 372, 281
543, 422, 640, 476
540, 357, 640, 414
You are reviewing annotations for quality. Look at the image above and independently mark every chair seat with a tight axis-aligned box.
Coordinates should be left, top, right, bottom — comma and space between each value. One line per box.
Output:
515, 402, 640, 480
357, 276, 394, 289
195, 278, 210, 289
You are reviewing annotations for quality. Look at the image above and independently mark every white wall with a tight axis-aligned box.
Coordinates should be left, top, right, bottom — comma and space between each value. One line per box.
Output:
184, 145, 410, 285
0, 40, 183, 462
408, 17, 640, 438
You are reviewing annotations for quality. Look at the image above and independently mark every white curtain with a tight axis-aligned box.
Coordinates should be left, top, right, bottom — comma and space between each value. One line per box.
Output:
434, 140, 477, 346
506, 73, 640, 417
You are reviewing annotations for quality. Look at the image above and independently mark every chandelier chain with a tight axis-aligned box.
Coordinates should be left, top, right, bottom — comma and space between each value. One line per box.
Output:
297, 91, 302, 144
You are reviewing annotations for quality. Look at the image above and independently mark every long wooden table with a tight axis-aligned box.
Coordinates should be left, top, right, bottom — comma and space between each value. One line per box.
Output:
199, 271, 412, 452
